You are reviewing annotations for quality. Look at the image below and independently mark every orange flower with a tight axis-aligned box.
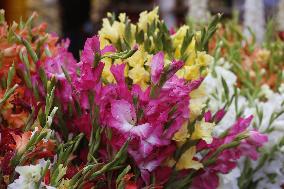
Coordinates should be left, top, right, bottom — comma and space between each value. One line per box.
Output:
9, 132, 31, 153
0, 87, 29, 129
25, 140, 55, 161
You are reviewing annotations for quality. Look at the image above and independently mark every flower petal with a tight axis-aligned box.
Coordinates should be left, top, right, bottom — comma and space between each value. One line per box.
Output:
150, 52, 164, 84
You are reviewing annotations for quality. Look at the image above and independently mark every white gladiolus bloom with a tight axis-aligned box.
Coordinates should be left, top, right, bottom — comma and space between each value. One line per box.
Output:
205, 58, 284, 188
253, 152, 284, 189
8, 160, 55, 189
217, 168, 241, 189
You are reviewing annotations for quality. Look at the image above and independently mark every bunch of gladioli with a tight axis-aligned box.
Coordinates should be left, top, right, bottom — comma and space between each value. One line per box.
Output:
201, 16, 284, 189
0, 8, 269, 189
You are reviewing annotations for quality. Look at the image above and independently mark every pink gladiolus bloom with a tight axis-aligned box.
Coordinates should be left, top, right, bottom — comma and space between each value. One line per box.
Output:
166, 60, 184, 80
129, 144, 175, 185
44, 39, 77, 80
42, 39, 77, 103
213, 108, 226, 123
193, 116, 268, 188
81, 35, 116, 66
192, 170, 219, 189
247, 130, 268, 147
110, 63, 127, 86
204, 111, 212, 122
151, 52, 164, 84
109, 99, 152, 139
72, 113, 92, 138
74, 62, 104, 91
228, 115, 253, 136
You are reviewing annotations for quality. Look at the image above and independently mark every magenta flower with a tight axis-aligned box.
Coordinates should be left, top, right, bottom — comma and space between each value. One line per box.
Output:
129, 144, 175, 185
98, 62, 202, 184
109, 99, 152, 138
204, 111, 212, 122
110, 63, 126, 86
74, 62, 104, 91
44, 39, 77, 79
72, 113, 92, 138
191, 170, 219, 189
166, 60, 184, 80
43, 40, 77, 103
150, 52, 164, 84
248, 130, 268, 147
193, 116, 268, 189
81, 35, 116, 65
213, 108, 226, 123
228, 115, 253, 137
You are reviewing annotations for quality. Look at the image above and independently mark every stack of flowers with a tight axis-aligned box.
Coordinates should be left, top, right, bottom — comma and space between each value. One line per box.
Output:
0, 8, 268, 189
202, 16, 284, 189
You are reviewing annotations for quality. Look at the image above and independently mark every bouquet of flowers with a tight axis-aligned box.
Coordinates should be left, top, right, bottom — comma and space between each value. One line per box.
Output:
202, 16, 284, 189
0, 8, 268, 189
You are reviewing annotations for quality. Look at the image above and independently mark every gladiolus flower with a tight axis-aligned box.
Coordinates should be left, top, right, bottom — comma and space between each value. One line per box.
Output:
150, 52, 164, 85
110, 99, 151, 139
81, 35, 116, 66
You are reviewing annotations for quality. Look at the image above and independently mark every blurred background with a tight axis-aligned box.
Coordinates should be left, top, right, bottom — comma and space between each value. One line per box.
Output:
0, 0, 282, 59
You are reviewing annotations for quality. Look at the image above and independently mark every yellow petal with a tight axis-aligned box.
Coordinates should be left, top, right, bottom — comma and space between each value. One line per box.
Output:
192, 119, 215, 144
173, 122, 189, 142
128, 66, 150, 90
176, 147, 203, 170
138, 7, 159, 31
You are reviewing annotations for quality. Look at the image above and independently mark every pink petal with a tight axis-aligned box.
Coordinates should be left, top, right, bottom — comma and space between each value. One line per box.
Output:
192, 170, 219, 189
151, 52, 164, 84
139, 141, 154, 158
188, 77, 204, 92
131, 123, 151, 138
214, 108, 226, 123
75, 62, 104, 91
110, 64, 126, 85
229, 115, 253, 135
81, 36, 100, 64
248, 130, 268, 147
204, 111, 212, 122
101, 45, 116, 55
111, 99, 135, 123
166, 60, 184, 80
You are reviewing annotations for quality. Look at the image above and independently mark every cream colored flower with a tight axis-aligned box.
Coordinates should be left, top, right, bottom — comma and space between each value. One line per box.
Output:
128, 66, 150, 90
138, 7, 159, 31
176, 147, 203, 170
192, 119, 215, 144
173, 122, 190, 143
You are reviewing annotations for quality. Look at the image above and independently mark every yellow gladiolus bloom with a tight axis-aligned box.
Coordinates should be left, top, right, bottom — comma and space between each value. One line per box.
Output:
126, 47, 150, 67
102, 59, 115, 83
192, 119, 215, 144
196, 51, 214, 66
176, 147, 203, 170
138, 7, 159, 31
189, 84, 208, 120
128, 66, 150, 90
173, 122, 189, 143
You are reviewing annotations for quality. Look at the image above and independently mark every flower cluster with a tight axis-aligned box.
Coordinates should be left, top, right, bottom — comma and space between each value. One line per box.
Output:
0, 8, 271, 189
202, 16, 284, 189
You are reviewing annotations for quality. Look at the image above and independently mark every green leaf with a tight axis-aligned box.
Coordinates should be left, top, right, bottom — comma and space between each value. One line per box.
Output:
6, 63, 15, 89
221, 77, 229, 102
0, 84, 18, 106
21, 37, 39, 63
180, 29, 194, 55
124, 21, 132, 44
135, 28, 144, 44
116, 165, 131, 189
